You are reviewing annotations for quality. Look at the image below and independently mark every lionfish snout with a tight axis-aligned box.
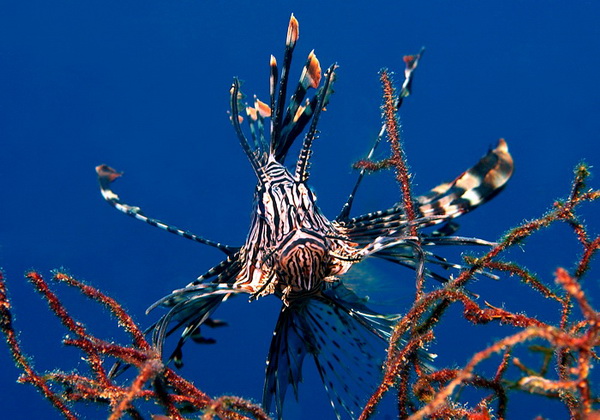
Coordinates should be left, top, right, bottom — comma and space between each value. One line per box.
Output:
276, 228, 330, 296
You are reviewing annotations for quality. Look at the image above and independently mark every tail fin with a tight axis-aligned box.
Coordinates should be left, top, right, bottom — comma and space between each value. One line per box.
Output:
263, 283, 412, 419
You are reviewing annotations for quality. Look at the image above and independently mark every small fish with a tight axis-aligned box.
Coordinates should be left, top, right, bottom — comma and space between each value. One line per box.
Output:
97, 14, 513, 419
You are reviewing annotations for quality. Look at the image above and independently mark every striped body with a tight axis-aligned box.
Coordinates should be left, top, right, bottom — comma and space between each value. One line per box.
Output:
97, 15, 514, 420
235, 158, 354, 300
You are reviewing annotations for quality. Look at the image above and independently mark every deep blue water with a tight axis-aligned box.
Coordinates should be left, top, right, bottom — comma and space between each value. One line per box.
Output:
1, 2, 599, 419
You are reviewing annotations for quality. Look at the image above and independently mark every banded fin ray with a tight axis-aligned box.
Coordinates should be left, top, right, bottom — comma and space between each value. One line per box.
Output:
237, 15, 333, 168
230, 78, 268, 183
270, 14, 299, 148
340, 139, 514, 243
417, 138, 513, 218
277, 49, 322, 156
294, 64, 337, 182
95, 164, 238, 256
336, 47, 425, 222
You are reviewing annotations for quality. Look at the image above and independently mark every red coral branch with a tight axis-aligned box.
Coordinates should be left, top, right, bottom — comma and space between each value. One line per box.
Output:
2, 48, 598, 420
379, 68, 418, 238
359, 125, 599, 418
53, 272, 150, 350
1, 270, 269, 419
0, 271, 78, 419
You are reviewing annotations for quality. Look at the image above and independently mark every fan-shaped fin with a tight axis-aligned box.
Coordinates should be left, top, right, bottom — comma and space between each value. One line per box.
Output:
263, 283, 404, 419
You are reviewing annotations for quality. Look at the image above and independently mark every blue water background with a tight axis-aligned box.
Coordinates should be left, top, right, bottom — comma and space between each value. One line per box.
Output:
1, 2, 599, 419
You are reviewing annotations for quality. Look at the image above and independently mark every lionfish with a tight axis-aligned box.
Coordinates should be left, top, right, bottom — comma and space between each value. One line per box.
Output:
96, 14, 513, 419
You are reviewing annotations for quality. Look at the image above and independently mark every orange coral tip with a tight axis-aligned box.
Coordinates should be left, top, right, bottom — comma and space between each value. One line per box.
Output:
95, 164, 122, 182
286, 14, 299, 47
403, 54, 417, 65
496, 138, 508, 152
246, 107, 258, 121
307, 50, 322, 88
255, 99, 271, 117
230, 114, 244, 124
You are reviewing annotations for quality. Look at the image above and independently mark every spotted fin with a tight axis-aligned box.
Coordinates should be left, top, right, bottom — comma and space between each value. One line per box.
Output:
263, 283, 399, 419
417, 138, 513, 220
341, 139, 514, 243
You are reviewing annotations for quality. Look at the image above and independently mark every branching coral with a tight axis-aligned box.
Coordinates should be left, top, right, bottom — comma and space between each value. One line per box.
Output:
0, 271, 268, 420
355, 69, 599, 419
1, 56, 598, 420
